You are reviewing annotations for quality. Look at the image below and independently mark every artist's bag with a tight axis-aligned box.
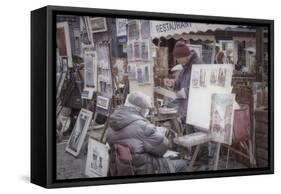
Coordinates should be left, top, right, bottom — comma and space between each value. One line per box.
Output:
109, 144, 135, 176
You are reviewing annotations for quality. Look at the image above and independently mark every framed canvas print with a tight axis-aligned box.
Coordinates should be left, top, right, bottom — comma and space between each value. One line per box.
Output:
85, 138, 110, 177
31, 5, 274, 188
96, 95, 110, 110
89, 17, 107, 33
65, 108, 93, 156
56, 22, 73, 67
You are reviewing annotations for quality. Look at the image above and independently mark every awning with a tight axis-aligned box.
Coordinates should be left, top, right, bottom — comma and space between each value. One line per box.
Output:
151, 20, 238, 41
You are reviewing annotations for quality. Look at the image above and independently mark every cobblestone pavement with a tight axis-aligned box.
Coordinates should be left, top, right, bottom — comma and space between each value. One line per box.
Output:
56, 141, 88, 180
56, 131, 247, 179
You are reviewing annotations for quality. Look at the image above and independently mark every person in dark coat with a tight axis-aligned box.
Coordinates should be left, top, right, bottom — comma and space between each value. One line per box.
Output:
106, 92, 188, 176
172, 41, 202, 122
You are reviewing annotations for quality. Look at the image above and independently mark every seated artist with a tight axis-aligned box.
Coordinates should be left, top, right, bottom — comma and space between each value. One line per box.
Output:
106, 92, 188, 175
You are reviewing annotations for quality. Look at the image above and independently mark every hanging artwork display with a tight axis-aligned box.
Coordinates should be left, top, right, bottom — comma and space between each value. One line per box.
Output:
116, 18, 128, 37
85, 138, 110, 177
56, 54, 68, 99
133, 41, 141, 60
66, 109, 93, 156
84, 49, 97, 88
97, 44, 113, 98
56, 22, 73, 67
80, 17, 93, 45
96, 95, 110, 110
186, 64, 233, 130
136, 66, 144, 85
89, 17, 107, 33
143, 65, 150, 83
136, 64, 150, 85
128, 20, 140, 41
127, 43, 134, 61
141, 20, 150, 39
141, 40, 149, 60
127, 63, 136, 80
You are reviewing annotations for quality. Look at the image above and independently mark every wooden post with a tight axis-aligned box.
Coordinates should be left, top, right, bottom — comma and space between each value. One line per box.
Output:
256, 27, 264, 82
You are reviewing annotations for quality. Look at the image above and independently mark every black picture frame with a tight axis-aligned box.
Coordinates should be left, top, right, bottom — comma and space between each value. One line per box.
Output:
31, 5, 274, 188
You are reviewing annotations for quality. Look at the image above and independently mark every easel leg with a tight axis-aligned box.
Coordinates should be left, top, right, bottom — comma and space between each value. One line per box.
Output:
226, 146, 230, 169
213, 142, 221, 170
189, 145, 201, 171
248, 139, 256, 167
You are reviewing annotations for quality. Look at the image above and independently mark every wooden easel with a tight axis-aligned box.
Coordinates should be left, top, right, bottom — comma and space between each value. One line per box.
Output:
174, 129, 226, 171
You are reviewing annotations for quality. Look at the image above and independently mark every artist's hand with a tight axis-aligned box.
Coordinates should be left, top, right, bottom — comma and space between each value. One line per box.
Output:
164, 78, 175, 88
176, 88, 187, 99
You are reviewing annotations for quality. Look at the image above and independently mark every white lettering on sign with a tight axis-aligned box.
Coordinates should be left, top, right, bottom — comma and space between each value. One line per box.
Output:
155, 22, 192, 33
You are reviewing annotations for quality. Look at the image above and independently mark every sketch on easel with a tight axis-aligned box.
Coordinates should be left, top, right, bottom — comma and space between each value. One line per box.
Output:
186, 64, 233, 130
192, 70, 200, 88
210, 69, 218, 85
217, 67, 227, 87
199, 69, 207, 87
210, 93, 235, 145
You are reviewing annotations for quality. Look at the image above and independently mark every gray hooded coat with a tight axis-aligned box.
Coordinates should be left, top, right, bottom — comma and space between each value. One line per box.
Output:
106, 106, 186, 175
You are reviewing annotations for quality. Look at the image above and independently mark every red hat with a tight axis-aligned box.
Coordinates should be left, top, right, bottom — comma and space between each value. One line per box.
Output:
173, 41, 191, 58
